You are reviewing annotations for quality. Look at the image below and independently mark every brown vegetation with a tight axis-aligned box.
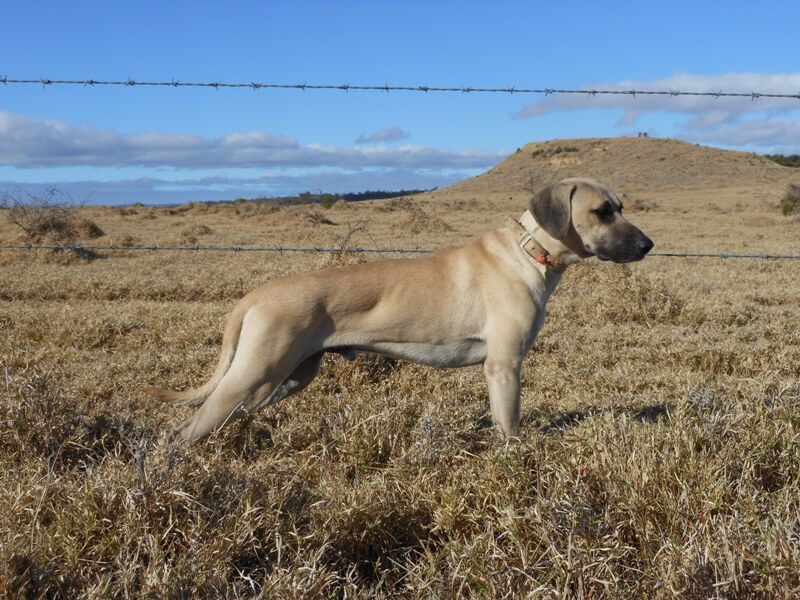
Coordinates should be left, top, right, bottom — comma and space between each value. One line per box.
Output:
780, 183, 799, 216
1, 139, 800, 597
449, 137, 798, 195
1, 190, 104, 263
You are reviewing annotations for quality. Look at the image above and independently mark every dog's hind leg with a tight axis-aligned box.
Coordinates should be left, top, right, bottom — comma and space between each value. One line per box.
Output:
173, 353, 322, 442
258, 352, 323, 409
171, 319, 307, 443
171, 375, 278, 443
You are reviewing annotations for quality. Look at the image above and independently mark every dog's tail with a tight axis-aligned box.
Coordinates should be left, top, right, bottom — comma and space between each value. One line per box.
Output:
144, 304, 247, 407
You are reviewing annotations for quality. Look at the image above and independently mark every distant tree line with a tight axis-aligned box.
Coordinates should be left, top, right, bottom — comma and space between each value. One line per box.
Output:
245, 189, 432, 208
764, 154, 800, 168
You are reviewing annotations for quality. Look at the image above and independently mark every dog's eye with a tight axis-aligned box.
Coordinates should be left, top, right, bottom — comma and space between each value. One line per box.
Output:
596, 203, 613, 219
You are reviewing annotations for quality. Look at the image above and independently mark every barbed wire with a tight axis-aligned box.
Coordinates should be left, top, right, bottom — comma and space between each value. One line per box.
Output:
1, 243, 798, 261
2, 76, 800, 99
649, 251, 800, 260
0, 243, 429, 254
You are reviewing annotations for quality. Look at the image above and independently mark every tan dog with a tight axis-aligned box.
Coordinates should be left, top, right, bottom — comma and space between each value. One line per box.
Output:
146, 177, 653, 442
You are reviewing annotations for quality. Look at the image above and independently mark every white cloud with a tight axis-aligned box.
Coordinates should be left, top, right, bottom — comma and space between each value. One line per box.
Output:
686, 118, 800, 150
512, 72, 800, 152
514, 72, 800, 123
217, 131, 298, 148
355, 125, 411, 144
0, 111, 501, 170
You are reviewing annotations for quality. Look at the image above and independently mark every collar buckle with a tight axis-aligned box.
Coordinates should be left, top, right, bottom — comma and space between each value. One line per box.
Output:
504, 215, 567, 274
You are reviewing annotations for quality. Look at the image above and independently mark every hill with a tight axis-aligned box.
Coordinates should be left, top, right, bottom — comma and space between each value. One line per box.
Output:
445, 137, 797, 194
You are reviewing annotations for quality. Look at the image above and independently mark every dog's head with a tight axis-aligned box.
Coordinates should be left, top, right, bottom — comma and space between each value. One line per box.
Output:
529, 177, 653, 263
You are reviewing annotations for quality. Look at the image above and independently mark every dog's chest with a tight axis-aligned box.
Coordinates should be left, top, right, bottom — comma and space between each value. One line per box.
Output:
519, 272, 562, 350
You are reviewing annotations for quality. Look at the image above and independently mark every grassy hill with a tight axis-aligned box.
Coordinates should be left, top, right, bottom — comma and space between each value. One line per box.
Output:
446, 137, 797, 194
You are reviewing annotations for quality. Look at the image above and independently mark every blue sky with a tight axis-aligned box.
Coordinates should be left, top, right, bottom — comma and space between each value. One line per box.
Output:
2, 1, 799, 204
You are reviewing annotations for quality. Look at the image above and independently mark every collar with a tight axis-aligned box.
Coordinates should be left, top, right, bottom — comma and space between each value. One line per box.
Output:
504, 215, 567, 273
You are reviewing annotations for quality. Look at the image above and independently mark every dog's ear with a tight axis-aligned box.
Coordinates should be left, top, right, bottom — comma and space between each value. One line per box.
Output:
528, 182, 577, 240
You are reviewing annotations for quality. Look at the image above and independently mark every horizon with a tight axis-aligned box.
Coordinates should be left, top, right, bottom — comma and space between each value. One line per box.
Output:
2, 135, 798, 208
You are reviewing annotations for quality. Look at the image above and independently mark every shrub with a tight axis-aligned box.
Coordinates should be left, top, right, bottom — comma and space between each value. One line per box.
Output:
532, 146, 579, 158
779, 184, 799, 216
1, 189, 103, 262
305, 209, 337, 225
319, 194, 337, 209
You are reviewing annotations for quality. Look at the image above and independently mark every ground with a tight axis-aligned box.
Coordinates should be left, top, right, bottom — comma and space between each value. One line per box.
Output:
1, 138, 799, 598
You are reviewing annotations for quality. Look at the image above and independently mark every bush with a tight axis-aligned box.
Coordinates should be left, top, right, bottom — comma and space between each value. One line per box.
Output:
531, 146, 579, 158
318, 194, 337, 209
779, 184, 799, 216
1, 189, 103, 261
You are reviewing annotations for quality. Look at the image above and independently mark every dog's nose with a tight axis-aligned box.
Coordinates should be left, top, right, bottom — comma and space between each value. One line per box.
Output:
639, 236, 654, 255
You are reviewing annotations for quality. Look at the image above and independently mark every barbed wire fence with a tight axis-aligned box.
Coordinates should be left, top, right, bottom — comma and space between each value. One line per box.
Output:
2, 75, 799, 262
3, 76, 800, 99
1, 243, 799, 262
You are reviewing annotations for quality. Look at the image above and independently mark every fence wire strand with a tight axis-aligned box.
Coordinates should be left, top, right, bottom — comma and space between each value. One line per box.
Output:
1, 243, 798, 261
3, 75, 798, 261
2, 77, 800, 100
0, 243, 429, 254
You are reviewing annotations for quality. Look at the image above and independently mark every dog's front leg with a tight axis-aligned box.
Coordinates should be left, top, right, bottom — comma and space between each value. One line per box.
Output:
483, 355, 523, 437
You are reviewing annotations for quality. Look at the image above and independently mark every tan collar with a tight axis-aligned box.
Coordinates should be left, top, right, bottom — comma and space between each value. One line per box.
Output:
504, 215, 567, 273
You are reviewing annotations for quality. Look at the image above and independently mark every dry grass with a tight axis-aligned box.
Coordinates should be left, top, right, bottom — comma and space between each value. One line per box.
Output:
2, 149, 800, 597
1, 190, 105, 263
449, 137, 798, 196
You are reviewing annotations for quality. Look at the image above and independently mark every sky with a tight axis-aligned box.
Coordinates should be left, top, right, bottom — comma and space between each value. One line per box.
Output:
1, 1, 799, 205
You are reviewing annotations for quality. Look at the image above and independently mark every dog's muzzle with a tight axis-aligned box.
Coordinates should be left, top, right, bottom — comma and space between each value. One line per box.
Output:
596, 232, 654, 263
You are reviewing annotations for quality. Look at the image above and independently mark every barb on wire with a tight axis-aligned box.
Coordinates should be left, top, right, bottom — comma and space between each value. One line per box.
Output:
1, 243, 799, 261
2, 77, 800, 99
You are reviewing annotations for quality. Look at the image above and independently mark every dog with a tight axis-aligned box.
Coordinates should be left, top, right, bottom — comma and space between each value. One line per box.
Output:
146, 177, 653, 442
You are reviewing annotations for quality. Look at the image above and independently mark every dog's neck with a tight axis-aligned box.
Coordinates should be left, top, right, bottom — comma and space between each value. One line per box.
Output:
516, 210, 583, 271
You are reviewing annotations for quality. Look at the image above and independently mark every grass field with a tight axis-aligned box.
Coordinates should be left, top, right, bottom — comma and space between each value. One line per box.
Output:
2, 140, 800, 597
